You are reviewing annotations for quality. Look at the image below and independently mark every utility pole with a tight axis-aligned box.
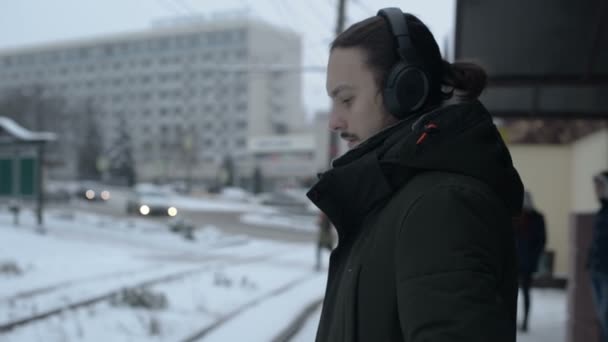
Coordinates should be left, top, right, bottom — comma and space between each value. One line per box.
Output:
328, 0, 347, 167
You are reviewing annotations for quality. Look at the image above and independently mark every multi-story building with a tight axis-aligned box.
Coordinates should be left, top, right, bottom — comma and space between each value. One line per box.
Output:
0, 17, 304, 184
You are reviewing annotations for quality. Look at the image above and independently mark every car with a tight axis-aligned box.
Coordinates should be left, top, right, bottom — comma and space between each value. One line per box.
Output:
77, 181, 111, 202
255, 192, 302, 207
126, 185, 178, 217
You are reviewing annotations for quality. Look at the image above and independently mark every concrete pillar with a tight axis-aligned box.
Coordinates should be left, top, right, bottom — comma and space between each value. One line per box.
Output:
567, 213, 601, 342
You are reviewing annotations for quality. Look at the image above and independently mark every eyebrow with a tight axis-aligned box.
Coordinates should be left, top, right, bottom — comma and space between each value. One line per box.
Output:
329, 85, 354, 98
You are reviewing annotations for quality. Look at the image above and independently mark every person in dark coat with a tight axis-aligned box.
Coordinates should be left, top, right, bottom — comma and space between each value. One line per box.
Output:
306, 8, 523, 342
513, 191, 546, 332
315, 211, 335, 271
589, 171, 608, 342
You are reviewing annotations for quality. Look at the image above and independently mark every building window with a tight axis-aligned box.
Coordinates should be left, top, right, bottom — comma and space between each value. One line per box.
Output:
159, 39, 170, 50
235, 102, 247, 112
235, 120, 247, 129
160, 125, 168, 135
104, 45, 114, 57
188, 35, 200, 47
235, 49, 246, 59
79, 48, 89, 59
237, 29, 247, 42
273, 123, 288, 134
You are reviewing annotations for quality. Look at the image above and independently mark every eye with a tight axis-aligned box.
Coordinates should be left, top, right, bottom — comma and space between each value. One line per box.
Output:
342, 97, 353, 105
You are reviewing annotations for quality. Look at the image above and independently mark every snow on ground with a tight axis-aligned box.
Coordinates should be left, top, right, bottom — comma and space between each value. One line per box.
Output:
0, 207, 327, 342
200, 274, 326, 342
170, 195, 277, 214
516, 289, 567, 342
291, 305, 322, 342
0, 204, 568, 342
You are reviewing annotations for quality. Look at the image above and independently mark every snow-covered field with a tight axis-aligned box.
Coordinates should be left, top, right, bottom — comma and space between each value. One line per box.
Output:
240, 213, 316, 232
0, 206, 567, 342
0, 209, 327, 342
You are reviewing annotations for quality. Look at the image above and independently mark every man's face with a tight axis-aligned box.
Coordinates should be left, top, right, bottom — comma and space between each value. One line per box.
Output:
326, 47, 398, 149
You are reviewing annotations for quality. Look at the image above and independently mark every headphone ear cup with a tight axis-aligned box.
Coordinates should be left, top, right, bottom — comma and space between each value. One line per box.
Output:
383, 63, 430, 119
383, 64, 405, 118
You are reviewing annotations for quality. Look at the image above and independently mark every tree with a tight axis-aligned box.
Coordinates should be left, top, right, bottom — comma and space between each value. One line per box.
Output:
107, 115, 136, 186
252, 165, 263, 194
76, 99, 103, 180
0, 84, 78, 178
220, 155, 235, 187
0, 84, 66, 132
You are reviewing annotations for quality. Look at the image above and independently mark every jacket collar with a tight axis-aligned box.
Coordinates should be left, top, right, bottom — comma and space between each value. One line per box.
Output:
307, 116, 420, 241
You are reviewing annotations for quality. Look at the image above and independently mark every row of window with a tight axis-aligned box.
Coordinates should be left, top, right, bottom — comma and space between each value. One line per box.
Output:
95, 98, 249, 113
1, 29, 249, 67
136, 138, 248, 156
3, 67, 250, 85
95, 90, 247, 103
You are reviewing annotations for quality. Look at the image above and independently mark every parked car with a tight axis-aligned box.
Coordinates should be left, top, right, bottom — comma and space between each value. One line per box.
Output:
78, 181, 111, 202
126, 185, 178, 217
44, 183, 72, 203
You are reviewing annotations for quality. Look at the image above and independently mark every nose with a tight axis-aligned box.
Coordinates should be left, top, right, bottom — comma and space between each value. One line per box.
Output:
328, 108, 346, 132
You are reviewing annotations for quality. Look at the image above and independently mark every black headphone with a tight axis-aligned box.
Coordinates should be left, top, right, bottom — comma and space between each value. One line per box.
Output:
377, 8, 430, 119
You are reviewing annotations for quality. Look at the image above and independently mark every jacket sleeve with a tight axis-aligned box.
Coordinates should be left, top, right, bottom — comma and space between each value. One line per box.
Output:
395, 185, 514, 342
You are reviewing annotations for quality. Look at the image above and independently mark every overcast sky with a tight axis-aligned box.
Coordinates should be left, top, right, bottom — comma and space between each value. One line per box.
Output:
0, 0, 456, 118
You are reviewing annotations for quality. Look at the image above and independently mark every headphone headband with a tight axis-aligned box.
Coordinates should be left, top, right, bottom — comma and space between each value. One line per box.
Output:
376, 7, 430, 117
377, 8, 421, 65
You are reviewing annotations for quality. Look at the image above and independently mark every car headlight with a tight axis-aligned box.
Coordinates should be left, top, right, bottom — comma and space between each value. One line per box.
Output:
168, 207, 178, 217
85, 190, 95, 200
139, 205, 150, 216
100, 191, 111, 201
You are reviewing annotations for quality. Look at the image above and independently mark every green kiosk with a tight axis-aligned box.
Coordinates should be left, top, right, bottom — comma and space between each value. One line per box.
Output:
0, 117, 56, 226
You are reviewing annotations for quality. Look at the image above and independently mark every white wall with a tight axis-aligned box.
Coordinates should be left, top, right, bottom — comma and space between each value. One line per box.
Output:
571, 129, 608, 213
509, 130, 608, 277
509, 144, 572, 276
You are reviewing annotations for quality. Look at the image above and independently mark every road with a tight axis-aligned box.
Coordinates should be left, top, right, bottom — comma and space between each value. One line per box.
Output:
59, 188, 317, 244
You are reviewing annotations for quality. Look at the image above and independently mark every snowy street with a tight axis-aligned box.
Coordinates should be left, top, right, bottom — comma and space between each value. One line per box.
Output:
0, 195, 566, 342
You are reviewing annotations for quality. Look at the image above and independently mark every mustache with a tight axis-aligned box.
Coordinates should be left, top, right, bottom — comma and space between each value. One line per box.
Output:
340, 132, 358, 140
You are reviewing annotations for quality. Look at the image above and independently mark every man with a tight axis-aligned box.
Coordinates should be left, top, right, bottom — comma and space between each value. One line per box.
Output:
315, 212, 335, 271
307, 8, 523, 342
514, 191, 546, 332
